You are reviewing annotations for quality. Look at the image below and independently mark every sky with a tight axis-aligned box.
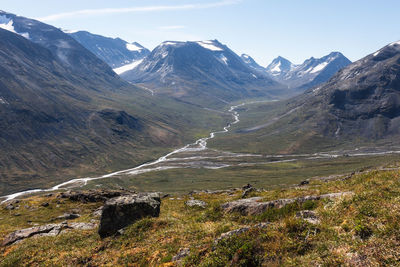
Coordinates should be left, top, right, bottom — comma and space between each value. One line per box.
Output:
2, 0, 400, 66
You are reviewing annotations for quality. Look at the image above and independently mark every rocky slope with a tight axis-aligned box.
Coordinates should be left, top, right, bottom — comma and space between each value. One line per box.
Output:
68, 30, 150, 69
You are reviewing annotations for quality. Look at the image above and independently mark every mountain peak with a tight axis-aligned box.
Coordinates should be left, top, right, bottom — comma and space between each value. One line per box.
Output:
266, 56, 293, 76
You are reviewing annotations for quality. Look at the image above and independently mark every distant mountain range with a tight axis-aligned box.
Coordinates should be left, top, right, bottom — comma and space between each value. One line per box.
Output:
64, 29, 351, 98
120, 40, 291, 106
211, 40, 400, 154
241, 53, 352, 91
265, 52, 352, 90
67, 30, 150, 70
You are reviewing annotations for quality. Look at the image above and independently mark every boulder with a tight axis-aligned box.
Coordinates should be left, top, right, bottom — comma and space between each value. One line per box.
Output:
222, 192, 353, 215
185, 199, 207, 208
98, 193, 161, 238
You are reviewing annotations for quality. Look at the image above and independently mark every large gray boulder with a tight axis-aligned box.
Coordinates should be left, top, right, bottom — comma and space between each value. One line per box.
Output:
98, 193, 161, 238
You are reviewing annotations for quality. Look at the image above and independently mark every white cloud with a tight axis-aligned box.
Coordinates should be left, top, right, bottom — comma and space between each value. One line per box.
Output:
158, 25, 186, 30
37, 0, 241, 22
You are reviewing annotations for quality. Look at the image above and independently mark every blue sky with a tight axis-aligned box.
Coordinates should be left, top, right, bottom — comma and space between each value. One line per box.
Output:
2, 0, 400, 66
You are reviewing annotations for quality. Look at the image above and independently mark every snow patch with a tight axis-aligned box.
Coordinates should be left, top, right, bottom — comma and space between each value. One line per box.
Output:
219, 54, 228, 65
63, 29, 79, 34
126, 43, 143, 51
373, 50, 380, 57
271, 61, 281, 73
113, 59, 143, 75
196, 41, 223, 51
389, 41, 400, 46
310, 62, 328, 73
161, 41, 180, 46
0, 15, 29, 39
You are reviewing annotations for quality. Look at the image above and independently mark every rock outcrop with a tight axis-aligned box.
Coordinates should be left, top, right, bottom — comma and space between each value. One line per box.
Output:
58, 189, 133, 203
2, 222, 97, 246
98, 193, 161, 238
221, 192, 353, 215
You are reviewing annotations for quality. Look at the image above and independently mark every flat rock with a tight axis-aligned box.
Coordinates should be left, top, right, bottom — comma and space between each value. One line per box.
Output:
1, 221, 96, 246
56, 213, 80, 220
98, 193, 161, 238
222, 192, 353, 215
185, 199, 207, 208
214, 223, 269, 246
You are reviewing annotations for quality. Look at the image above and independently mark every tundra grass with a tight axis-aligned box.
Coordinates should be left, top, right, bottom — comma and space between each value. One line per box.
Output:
1, 162, 400, 265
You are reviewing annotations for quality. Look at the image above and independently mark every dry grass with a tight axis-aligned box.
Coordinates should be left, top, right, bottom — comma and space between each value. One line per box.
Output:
1, 166, 400, 266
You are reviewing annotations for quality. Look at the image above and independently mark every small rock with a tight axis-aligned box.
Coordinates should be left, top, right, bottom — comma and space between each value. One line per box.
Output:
173, 248, 190, 262
185, 199, 207, 208
5, 204, 14, 210
56, 213, 80, 220
214, 223, 269, 246
41, 202, 49, 207
242, 184, 253, 190
98, 193, 161, 238
299, 180, 310, 186
296, 210, 320, 224
241, 187, 256, 198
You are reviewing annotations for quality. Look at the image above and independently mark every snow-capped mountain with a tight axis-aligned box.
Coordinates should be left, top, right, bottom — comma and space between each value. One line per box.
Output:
0, 10, 121, 79
265, 56, 294, 79
266, 52, 351, 90
121, 40, 290, 106
67, 30, 150, 70
241, 54, 266, 72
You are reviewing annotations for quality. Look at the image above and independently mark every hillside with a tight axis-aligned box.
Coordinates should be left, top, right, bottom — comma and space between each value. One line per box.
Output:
0, 12, 230, 196
68, 30, 150, 69
1, 164, 400, 266
209, 41, 400, 155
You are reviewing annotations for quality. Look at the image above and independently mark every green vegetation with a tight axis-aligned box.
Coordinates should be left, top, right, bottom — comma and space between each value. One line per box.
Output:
81, 153, 400, 194
1, 162, 400, 265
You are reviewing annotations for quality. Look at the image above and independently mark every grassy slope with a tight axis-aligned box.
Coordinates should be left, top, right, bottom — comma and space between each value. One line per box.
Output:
0, 86, 231, 195
81, 154, 400, 194
1, 162, 400, 266
208, 100, 388, 155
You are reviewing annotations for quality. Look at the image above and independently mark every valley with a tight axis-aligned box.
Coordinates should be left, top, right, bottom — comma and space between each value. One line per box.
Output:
3, 100, 400, 202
